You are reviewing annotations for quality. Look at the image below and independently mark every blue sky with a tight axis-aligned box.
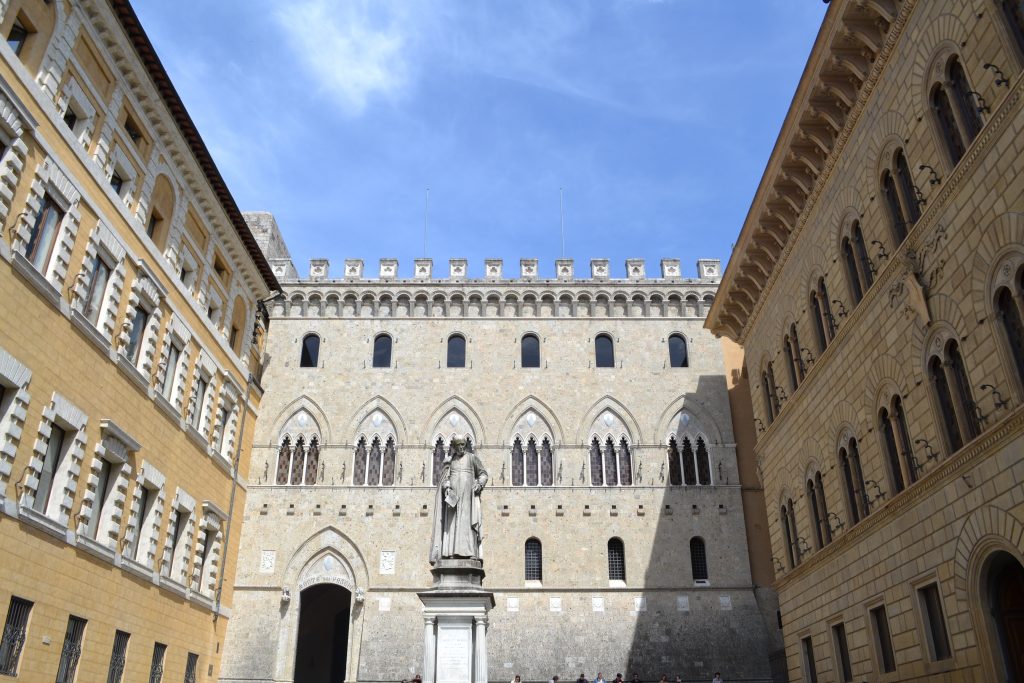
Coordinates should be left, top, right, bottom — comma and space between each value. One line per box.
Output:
134, 1, 826, 280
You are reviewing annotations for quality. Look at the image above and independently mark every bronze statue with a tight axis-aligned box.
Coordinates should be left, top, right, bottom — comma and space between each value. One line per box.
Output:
429, 437, 488, 564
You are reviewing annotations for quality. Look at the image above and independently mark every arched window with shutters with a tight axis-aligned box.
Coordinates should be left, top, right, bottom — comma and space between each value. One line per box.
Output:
995, 279, 1024, 394
608, 538, 626, 582
447, 334, 466, 368
352, 410, 399, 486
509, 411, 555, 487
525, 538, 542, 582
521, 333, 540, 368
928, 338, 980, 455
588, 411, 633, 486
690, 537, 708, 583
276, 409, 323, 486
839, 436, 868, 525
372, 334, 392, 368
668, 334, 688, 368
595, 334, 615, 368
300, 334, 320, 368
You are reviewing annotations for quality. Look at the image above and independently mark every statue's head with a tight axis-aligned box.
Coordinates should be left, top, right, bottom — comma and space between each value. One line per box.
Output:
451, 437, 468, 456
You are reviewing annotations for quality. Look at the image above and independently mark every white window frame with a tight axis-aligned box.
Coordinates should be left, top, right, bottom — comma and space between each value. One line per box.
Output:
162, 488, 195, 585
77, 420, 138, 549
21, 393, 87, 525
124, 461, 166, 569
0, 346, 32, 492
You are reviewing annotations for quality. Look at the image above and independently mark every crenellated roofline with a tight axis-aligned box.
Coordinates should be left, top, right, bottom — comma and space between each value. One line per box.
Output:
706, 0, 909, 343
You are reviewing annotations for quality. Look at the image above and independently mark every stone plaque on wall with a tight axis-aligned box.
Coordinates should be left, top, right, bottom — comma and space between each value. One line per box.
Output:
259, 550, 275, 574
506, 597, 519, 612
435, 621, 473, 683
549, 597, 562, 613
591, 596, 605, 612
380, 550, 396, 575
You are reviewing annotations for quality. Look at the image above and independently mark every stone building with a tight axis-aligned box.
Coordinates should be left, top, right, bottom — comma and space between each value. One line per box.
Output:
707, 0, 1024, 681
0, 0, 277, 681
219, 234, 783, 682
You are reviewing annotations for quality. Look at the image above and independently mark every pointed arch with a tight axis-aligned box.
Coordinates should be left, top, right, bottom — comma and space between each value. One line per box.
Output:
346, 395, 409, 446
576, 395, 642, 445
423, 396, 486, 446
500, 395, 565, 446
267, 395, 332, 446
656, 397, 729, 447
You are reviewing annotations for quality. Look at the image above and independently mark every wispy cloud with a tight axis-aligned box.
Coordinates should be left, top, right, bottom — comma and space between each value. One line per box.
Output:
274, 0, 413, 115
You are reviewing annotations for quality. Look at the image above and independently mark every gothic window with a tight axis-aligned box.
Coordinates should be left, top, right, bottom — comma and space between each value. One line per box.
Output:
895, 149, 921, 226
996, 285, 1024, 391
595, 334, 615, 368
540, 438, 553, 486
690, 537, 709, 582
525, 538, 542, 581
367, 437, 382, 485
618, 437, 633, 486
589, 411, 632, 486
932, 84, 966, 165
290, 437, 306, 485
668, 334, 688, 368
381, 437, 396, 486
372, 334, 392, 368
681, 436, 697, 485
667, 438, 683, 486
300, 334, 319, 368
353, 437, 368, 486
511, 438, 524, 486
604, 437, 618, 485
842, 237, 864, 304
928, 339, 980, 454
432, 437, 445, 486
695, 437, 711, 485
1003, 0, 1024, 57
589, 437, 603, 486
277, 410, 323, 486
781, 503, 796, 569
447, 334, 466, 368
510, 412, 554, 487
839, 438, 868, 525
525, 438, 539, 486
949, 57, 983, 143
521, 334, 540, 368
608, 538, 626, 582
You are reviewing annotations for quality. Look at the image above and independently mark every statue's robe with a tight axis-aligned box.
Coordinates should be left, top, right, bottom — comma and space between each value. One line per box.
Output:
429, 453, 488, 564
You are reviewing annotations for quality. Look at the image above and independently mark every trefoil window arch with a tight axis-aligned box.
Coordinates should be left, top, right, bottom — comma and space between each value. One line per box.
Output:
276, 435, 319, 486
667, 435, 711, 486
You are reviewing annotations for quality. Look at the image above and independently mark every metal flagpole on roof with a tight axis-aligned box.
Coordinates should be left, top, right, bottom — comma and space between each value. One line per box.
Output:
560, 187, 565, 258
424, 188, 430, 257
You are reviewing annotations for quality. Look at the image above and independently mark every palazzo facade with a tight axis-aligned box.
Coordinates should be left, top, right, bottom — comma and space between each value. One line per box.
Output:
219, 216, 783, 683
708, 0, 1024, 681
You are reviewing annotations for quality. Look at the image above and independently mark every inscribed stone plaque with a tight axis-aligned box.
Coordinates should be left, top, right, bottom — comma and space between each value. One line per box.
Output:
380, 550, 396, 575
676, 595, 690, 612
549, 597, 562, 613
633, 596, 647, 612
719, 595, 732, 610
506, 597, 519, 612
378, 597, 391, 612
435, 622, 472, 683
259, 550, 275, 574
591, 596, 605, 612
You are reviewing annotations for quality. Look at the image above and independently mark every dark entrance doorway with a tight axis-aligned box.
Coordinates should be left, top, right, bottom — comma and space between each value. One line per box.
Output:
988, 552, 1024, 681
294, 584, 350, 683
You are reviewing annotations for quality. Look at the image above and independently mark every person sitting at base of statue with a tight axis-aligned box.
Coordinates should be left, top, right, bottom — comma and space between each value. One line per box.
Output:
577, 673, 589, 683
712, 673, 724, 683
613, 674, 624, 683
630, 674, 641, 683
548, 676, 560, 683
594, 672, 607, 683
511, 675, 521, 683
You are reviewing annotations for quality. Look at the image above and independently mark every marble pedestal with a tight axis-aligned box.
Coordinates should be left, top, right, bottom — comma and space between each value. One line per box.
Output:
419, 559, 494, 683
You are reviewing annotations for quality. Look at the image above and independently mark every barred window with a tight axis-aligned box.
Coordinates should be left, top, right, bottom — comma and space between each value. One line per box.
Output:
184, 652, 199, 683
276, 436, 292, 485
690, 537, 708, 582
149, 642, 166, 683
106, 630, 130, 683
525, 538, 542, 581
539, 438, 553, 487
0, 597, 32, 676
299, 334, 320, 368
608, 538, 626, 582
55, 615, 87, 683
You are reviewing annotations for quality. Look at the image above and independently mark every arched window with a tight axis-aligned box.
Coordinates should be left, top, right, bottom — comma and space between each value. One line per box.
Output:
810, 291, 828, 353
304, 437, 320, 485
786, 323, 804, 388
681, 436, 697, 485
879, 395, 915, 494
353, 437, 368, 485
521, 333, 540, 368
372, 334, 392, 368
842, 237, 865, 304
510, 412, 555, 487
525, 437, 539, 486
996, 284, 1024, 391
851, 222, 874, 290
881, 170, 907, 245
290, 436, 307, 485
447, 334, 466, 368
589, 438, 603, 486
525, 538, 542, 581
814, 472, 831, 546
539, 438, 553, 486
807, 479, 824, 550
695, 437, 711, 485
895, 149, 921, 226
949, 58, 983, 144
932, 83, 966, 165
276, 436, 291, 485
929, 339, 980, 454
300, 334, 320, 368
511, 438, 524, 487
668, 431, 712, 485
783, 333, 798, 390
690, 537, 708, 582
781, 501, 799, 568
667, 438, 683, 486
381, 437, 396, 486
839, 438, 868, 525
618, 437, 633, 486
818, 278, 836, 339
1002, 0, 1024, 57
608, 538, 625, 582
668, 334, 688, 368
276, 411, 321, 486
588, 411, 633, 487
595, 334, 615, 368
810, 279, 835, 353
762, 363, 781, 422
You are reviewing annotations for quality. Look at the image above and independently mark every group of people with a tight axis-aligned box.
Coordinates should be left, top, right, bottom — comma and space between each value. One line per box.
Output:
512, 673, 726, 683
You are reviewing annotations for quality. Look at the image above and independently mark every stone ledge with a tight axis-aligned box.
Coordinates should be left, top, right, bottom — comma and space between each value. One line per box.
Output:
11, 251, 70, 316
18, 504, 74, 543
69, 309, 115, 360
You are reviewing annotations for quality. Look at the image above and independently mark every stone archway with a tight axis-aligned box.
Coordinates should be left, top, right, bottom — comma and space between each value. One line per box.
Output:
980, 551, 1024, 682
294, 583, 351, 683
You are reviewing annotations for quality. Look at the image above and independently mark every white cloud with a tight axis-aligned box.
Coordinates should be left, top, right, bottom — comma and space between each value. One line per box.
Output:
275, 0, 412, 115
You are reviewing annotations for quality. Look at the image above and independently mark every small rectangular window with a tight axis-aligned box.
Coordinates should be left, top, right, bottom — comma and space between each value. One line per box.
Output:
191, 378, 208, 429
161, 343, 181, 400
107, 629, 130, 683
55, 615, 87, 683
0, 596, 32, 675
6, 19, 29, 56
184, 652, 199, 683
801, 636, 818, 683
125, 305, 149, 364
62, 108, 79, 132
128, 485, 154, 561
83, 256, 113, 325
831, 622, 853, 682
918, 583, 952, 661
34, 424, 67, 514
870, 604, 897, 673
110, 171, 124, 196
85, 458, 117, 539
216, 405, 230, 454
149, 642, 166, 683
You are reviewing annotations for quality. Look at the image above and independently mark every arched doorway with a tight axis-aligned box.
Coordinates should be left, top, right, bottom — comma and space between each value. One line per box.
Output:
294, 584, 351, 683
986, 551, 1024, 681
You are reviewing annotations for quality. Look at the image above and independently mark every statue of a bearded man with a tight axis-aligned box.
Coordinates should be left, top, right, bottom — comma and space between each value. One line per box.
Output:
429, 437, 488, 564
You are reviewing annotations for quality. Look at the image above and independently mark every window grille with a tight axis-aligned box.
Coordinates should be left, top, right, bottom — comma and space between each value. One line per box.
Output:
304, 437, 320, 485
521, 334, 540, 368
300, 335, 319, 367
681, 437, 697, 486
524, 538, 542, 581
618, 438, 633, 486
276, 437, 292, 485
381, 437, 397, 486
525, 438, 539, 486
0, 597, 32, 675
539, 438, 553, 487
55, 615, 87, 683
367, 437, 383, 486
511, 438, 524, 487
107, 630, 130, 683
290, 437, 306, 486
667, 438, 682, 486
184, 652, 199, 683
603, 437, 617, 486
607, 538, 625, 581
353, 437, 367, 486
690, 537, 708, 581
149, 642, 167, 683
372, 335, 392, 368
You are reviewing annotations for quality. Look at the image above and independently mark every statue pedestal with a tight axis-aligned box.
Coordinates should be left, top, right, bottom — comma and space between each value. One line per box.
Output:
419, 559, 494, 683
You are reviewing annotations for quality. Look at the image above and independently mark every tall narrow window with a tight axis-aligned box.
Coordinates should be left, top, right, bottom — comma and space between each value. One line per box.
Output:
949, 341, 981, 439
191, 377, 207, 431
783, 333, 798, 389
304, 436, 320, 485
787, 499, 800, 566
367, 437, 382, 486
870, 605, 897, 673
299, 334, 319, 367
381, 437, 396, 486
276, 437, 292, 485
540, 438, 553, 486
949, 58, 982, 143
831, 623, 853, 683
618, 438, 633, 486
930, 340, 980, 454
996, 286, 1024, 389
161, 343, 181, 400
85, 458, 117, 539
765, 363, 781, 417
215, 405, 230, 455
815, 472, 832, 545
918, 583, 952, 661
818, 279, 836, 339
127, 485, 154, 561
6, 19, 29, 56
801, 636, 818, 683
107, 630, 130, 683
852, 222, 874, 289
521, 333, 540, 368
930, 355, 963, 453
525, 538, 542, 581
667, 438, 683, 486
589, 437, 603, 486
810, 291, 828, 353
149, 642, 166, 683
290, 437, 306, 485
695, 437, 711, 485
1002, 0, 1024, 56
681, 437, 697, 486
431, 438, 445, 486
840, 447, 861, 525
595, 334, 614, 368
781, 504, 796, 569
668, 334, 688, 368
525, 437, 539, 486
807, 479, 824, 549
33, 424, 67, 514
83, 256, 113, 324
55, 615, 87, 683
690, 537, 708, 582
788, 323, 804, 385
932, 84, 966, 165
608, 538, 625, 582
447, 334, 466, 368
25, 195, 64, 272
0, 596, 32, 676
184, 653, 199, 683
879, 405, 906, 495
372, 334, 392, 368
604, 437, 618, 486
125, 305, 149, 364
511, 438, 524, 487
895, 149, 921, 225
353, 437, 368, 486
841, 237, 864, 304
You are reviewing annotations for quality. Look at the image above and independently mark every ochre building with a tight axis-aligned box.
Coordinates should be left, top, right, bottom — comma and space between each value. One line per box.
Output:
708, 0, 1024, 681
0, 0, 278, 682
